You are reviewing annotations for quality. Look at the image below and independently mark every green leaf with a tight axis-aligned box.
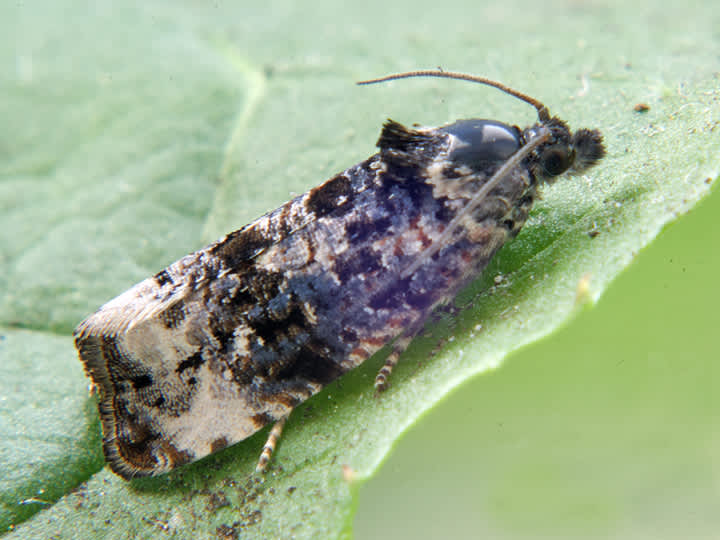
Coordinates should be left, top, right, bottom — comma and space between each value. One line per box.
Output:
2, 1, 718, 538
0, 330, 104, 528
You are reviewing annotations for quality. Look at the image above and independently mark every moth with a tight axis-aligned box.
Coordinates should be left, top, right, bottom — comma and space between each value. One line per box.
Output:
75, 70, 605, 479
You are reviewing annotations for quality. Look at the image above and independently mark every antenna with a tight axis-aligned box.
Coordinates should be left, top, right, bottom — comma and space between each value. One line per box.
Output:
357, 70, 550, 122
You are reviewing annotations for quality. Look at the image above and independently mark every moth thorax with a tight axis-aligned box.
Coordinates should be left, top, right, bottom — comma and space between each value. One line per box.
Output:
441, 119, 522, 170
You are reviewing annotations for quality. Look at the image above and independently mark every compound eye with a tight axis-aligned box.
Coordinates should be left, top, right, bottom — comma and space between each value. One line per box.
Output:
540, 145, 574, 177
441, 119, 521, 169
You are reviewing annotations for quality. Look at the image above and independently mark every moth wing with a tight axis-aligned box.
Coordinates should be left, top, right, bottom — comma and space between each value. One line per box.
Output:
74, 237, 285, 479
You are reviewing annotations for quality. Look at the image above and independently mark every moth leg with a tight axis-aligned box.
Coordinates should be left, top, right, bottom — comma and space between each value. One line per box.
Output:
374, 334, 415, 393
256, 414, 289, 473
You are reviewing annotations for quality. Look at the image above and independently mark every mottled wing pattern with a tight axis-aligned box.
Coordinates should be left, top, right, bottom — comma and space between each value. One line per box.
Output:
75, 120, 541, 478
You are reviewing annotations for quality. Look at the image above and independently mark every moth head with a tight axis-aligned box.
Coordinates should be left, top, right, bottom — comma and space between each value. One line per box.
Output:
439, 117, 605, 183
530, 117, 605, 182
